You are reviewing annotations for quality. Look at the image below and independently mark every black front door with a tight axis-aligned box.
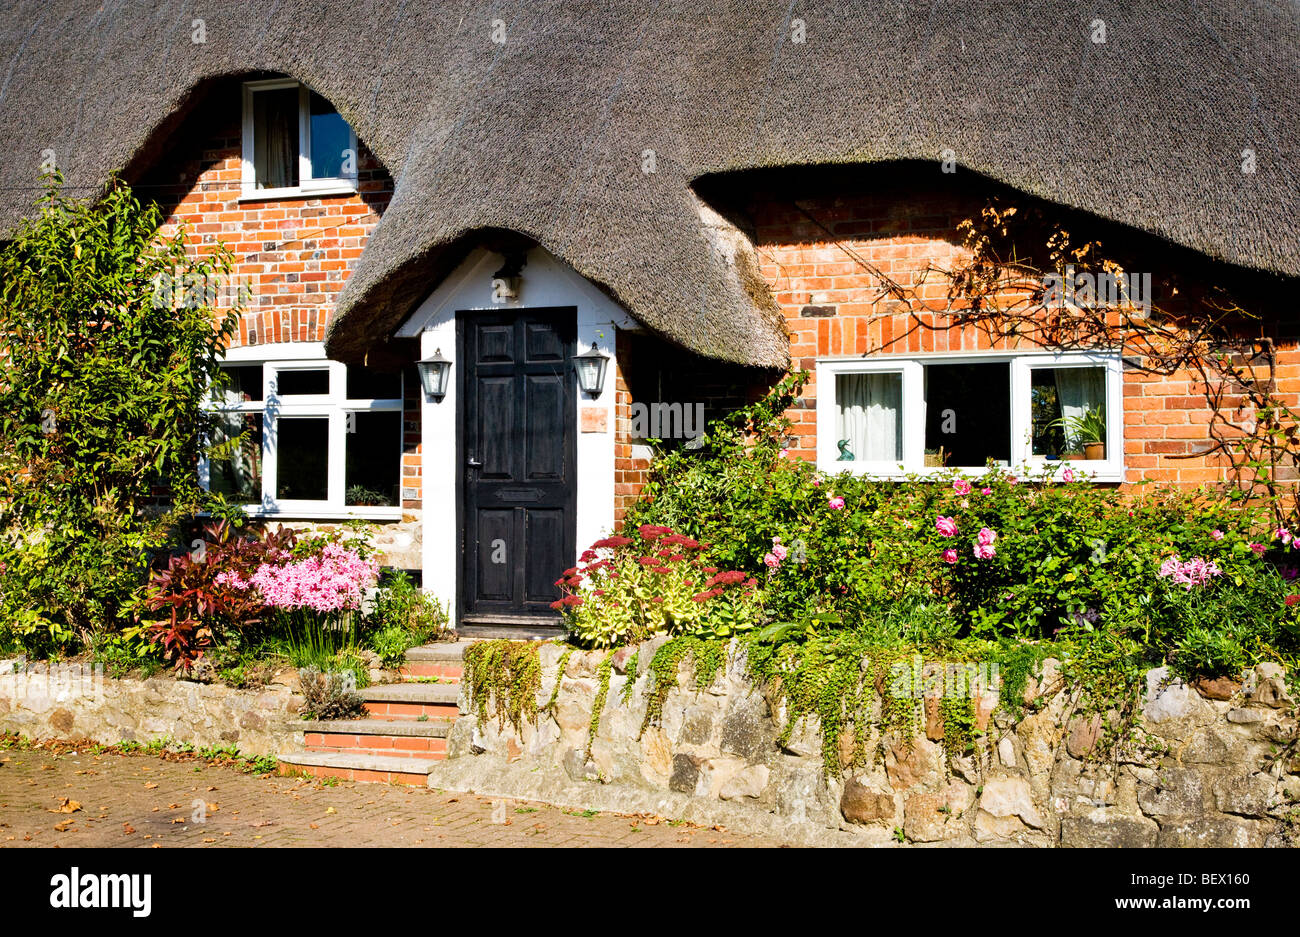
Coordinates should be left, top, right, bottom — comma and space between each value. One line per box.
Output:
458, 309, 577, 624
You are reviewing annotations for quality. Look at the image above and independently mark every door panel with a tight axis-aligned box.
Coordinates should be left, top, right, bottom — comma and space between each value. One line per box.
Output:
460, 309, 577, 623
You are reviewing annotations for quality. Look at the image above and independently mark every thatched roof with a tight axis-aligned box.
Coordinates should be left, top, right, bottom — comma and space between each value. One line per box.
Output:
2, 1, 1298, 368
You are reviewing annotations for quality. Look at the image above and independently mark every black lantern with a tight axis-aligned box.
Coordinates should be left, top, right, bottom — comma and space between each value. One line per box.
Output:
575, 342, 609, 396
417, 348, 451, 401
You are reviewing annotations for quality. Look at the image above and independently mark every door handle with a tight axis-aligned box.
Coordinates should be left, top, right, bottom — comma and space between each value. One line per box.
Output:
468, 458, 483, 468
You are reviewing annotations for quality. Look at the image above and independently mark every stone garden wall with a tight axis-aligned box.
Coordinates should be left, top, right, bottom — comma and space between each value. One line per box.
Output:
0, 660, 305, 757
432, 640, 1299, 847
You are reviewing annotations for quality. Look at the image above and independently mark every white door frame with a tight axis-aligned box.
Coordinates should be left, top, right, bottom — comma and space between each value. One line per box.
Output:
395, 246, 638, 622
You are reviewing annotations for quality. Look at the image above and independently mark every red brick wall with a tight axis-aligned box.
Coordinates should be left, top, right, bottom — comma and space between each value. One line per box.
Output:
745, 184, 1296, 488
134, 79, 423, 511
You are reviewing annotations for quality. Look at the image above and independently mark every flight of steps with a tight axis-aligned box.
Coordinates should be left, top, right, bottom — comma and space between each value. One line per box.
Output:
278, 642, 465, 785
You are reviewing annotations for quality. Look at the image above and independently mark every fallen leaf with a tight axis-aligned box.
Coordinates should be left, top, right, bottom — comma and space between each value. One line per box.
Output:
202, 838, 216, 843
167, 803, 181, 809
324, 807, 336, 815
52, 798, 81, 814
170, 817, 186, 824
206, 802, 219, 812
53, 819, 76, 832
143, 782, 158, 790
308, 823, 319, 830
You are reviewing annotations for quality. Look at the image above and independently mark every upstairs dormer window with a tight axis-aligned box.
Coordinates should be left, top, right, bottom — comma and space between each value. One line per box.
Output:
241, 79, 357, 198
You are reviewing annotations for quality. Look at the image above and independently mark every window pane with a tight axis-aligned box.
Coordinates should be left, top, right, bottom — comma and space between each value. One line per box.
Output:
923, 362, 1010, 467
209, 412, 262, 503
836, 373, 902, 462
309, 91, 351, 180
253, 87, 300, 189
217, 364, 263, 404
276, 417, 329, 500
345, 364, 402, 401
276, 368, 330, 396
345, 411, 401, 506
1031, 367, 1107, 459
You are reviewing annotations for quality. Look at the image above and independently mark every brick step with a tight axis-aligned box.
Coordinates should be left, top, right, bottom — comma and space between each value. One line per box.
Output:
398, 642, 466, 681
360, 681, 460, 721
300, 717, 454, 761
277, 751, 437, 786
397, 662, 463, 681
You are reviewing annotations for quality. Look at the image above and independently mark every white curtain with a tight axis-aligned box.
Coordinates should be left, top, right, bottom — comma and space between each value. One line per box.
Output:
1054, 367, 1105, 430
838, 373, 901, 461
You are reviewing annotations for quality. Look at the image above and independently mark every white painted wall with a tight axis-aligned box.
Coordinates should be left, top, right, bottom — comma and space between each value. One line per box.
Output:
397, 247, 638, 622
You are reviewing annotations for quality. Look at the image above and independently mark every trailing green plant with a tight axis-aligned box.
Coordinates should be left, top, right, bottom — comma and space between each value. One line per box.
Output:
545, 647, 574, 713
639, 635, 729, 735
0, 176, 242, 653
620, 650, 639, 704
587, 652, 614, 758
463, 639, 543, 733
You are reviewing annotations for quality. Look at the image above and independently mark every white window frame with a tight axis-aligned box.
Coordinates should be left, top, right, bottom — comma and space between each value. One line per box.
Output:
240, 79, 358, 201
201, 343, 404, 519
816, 350, 1124, 482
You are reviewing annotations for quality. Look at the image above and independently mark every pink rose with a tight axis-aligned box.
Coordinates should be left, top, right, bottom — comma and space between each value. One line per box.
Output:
828, 495, 845, 509
1211, 529, 1224, 541
952, 479, 972, 495
763, 552, 781, 569
935, 516, 958, 538
974, 542, 997, 560
941, 549, 958, 564
981, 487, 993, 495
977, 527, 997, 546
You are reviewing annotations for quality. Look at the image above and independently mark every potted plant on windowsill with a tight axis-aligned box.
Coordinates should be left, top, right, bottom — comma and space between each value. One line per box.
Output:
1049, 406, 1106, 461
924, 446, 947, 467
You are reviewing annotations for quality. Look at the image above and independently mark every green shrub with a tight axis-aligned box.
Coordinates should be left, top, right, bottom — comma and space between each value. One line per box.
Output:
367, 570, 449, 643
370, 625, 416, 669
0, 177, 240, 653
623, 370, 1300, 674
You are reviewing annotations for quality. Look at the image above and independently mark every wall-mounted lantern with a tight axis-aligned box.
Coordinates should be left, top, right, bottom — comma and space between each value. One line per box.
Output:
417, 348, 451, 401
575, 342, 610, 397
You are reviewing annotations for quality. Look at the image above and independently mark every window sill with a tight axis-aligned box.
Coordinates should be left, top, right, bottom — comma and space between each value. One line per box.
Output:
219, 506, 406, 521
237, 183, 357, 203
817, 463, 1126, 484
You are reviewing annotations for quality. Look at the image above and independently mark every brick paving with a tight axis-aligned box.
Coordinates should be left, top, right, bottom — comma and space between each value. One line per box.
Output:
0, 748, 779, 848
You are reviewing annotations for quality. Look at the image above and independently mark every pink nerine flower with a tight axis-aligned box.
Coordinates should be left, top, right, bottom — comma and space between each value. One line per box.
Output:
941, 549, 958, 564
1007, 476, 1018, 486
935, 516, 958, 538
1277, 528, 1294, 546
1211, 529, 1224, 541
952, 479, 972, 495
1250, 542, 1266, 556
827, 495, 845, 509
1157, 555, 1222, 590
977, 527, 997, 546
246, 542, 379, 613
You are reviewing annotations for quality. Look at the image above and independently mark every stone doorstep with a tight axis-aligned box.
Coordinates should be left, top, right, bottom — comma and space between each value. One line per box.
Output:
404, 643, 467, 662
297, 718, 455, 737
359, 682, 460, 705
277, 750, 439, 779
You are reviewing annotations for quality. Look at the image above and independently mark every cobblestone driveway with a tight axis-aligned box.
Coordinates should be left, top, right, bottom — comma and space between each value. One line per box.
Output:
0, 748, 778, 848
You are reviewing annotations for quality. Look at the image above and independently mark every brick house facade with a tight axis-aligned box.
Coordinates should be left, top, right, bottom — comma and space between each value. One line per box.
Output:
113, 80, 1297, 628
